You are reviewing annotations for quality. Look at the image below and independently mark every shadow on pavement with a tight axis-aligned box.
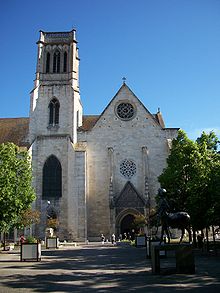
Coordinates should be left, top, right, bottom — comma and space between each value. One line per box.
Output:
0, 245, 220, 292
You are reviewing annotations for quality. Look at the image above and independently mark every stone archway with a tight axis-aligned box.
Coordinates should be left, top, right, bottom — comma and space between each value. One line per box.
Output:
117, 212, 140, 240
120, 214, 135, 239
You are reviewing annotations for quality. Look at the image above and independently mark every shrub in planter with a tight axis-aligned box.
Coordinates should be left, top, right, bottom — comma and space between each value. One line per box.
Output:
25, 236, 38, 244
20, 237, 41, 261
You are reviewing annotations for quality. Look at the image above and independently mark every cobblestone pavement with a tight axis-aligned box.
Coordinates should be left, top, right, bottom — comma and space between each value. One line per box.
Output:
0, 243, 220, 292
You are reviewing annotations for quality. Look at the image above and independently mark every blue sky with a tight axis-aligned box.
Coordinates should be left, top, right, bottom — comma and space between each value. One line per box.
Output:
1, 0, 220, 140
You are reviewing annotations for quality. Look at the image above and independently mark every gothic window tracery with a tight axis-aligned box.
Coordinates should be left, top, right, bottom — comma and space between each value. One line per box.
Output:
53, 50, 60, 73
120, 159, 137, 179
42, 155, 62, 198
116, 102, 135, 120
48, 98, 60, 125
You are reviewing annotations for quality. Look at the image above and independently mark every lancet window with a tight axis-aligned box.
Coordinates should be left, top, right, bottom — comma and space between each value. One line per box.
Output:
63, 51, 68, 72
48, 98, 60, 126
53, 50, 60, 73
42, 155, 62, 198
46, 52, 50, 73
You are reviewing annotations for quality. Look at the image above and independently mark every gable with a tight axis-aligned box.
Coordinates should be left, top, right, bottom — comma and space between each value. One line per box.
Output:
79, 83, 167, 132
115, 181, 146, 208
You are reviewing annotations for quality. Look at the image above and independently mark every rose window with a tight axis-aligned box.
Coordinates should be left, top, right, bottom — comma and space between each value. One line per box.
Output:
116, 103, 134, 120
120, 159, 136, 179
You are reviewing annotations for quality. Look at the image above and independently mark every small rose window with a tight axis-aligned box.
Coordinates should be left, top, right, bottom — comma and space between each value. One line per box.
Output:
120, 159, 136, 179
116, 103, 134, 120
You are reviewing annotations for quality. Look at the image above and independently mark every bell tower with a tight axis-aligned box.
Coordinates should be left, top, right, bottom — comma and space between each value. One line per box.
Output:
29, 30, 86, 241
29, 30, 82, 144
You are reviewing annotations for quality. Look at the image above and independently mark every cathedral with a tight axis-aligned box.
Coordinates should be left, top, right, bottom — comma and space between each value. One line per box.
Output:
0, 30, 179, 241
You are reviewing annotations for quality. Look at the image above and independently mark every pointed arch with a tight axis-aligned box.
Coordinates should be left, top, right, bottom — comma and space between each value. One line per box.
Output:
53, 50, 60, 73
42, 155, 62, 198
115, 208, 141, 238
48, 98, 60, 125
63, 51, 68, 72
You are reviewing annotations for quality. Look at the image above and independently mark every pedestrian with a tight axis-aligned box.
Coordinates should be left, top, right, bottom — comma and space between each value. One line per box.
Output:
111, 233, 116, 244
197, 233, 204, 249
20, 235, 25, 244
101, 233, 105, 244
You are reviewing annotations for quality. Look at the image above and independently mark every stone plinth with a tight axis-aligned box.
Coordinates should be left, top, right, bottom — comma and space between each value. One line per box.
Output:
151, 243, 195, 274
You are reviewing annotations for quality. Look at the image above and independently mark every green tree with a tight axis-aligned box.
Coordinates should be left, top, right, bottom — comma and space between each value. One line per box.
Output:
209, 161, 220, 226
0, 143, 36, 244
158, 130, 220, 247
196, 131, 219, 151
188, 131, 220, 230
158, 130, 199, 212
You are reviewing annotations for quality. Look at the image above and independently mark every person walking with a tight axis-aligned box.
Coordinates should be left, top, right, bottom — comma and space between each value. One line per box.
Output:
111, 233, 116, 244
101, 233, 105, 244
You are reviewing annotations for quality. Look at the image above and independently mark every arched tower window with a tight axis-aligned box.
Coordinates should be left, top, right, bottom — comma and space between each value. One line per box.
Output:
46, 52, 50, 73
53, 50, 60, 73
48, 98, 60, 126
63, 52, 67, 72
42, 155, 62, 198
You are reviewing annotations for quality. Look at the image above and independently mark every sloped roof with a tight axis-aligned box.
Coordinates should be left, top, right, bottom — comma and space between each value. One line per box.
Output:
78, 115, 100, 131
0, 115, 100, 145
0, 118, 29, 147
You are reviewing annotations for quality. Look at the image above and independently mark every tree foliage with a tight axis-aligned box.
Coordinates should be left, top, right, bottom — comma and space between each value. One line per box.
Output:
158, 130, 199, 211
158, 130, 220, 231
0, 143, 36, 232
133, 214, 147, 229
17, 208, 40, 228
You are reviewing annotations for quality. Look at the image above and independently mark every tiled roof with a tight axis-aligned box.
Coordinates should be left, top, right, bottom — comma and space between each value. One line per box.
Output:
79, 115, 100, 131
0, 113, 170, 145
80, 113, 166, 131
0, 118, 29, 147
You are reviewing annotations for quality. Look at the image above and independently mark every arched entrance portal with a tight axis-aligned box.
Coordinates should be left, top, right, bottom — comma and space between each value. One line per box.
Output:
120, 214, 137, 240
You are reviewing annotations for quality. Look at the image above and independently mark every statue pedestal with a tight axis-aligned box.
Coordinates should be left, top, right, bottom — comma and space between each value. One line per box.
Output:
151, 243, 195, 274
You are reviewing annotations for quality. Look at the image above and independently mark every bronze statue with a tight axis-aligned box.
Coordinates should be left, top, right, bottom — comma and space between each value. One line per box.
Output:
157, 188, 191, 244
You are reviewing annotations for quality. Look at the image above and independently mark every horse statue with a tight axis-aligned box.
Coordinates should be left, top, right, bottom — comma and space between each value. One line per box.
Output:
160, 211, 191, 243
157, 188, 191, 244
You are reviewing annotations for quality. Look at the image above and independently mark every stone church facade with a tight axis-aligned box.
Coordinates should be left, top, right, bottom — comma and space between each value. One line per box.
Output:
0, 30, 179, 241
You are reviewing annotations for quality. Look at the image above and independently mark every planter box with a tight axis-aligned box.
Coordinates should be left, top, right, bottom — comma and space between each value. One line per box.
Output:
46, 237, 59, 249
20, 243, 41, 261
135, 235, 146, 247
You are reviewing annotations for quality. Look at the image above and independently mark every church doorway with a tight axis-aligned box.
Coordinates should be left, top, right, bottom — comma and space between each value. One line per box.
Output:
120, 214, 137, 240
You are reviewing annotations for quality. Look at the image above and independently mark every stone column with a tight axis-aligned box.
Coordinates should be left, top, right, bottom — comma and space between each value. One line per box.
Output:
73, 142, 87, 241
142, 146, 150, 205
108, 147, 115, 235
142, 146, 150, 235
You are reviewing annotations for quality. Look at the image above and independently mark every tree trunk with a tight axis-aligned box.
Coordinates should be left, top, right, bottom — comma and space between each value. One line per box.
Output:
205, 227, 209, 252
3, 232, 6, 251
212, 225, 217, 255
192, 228, 197, 247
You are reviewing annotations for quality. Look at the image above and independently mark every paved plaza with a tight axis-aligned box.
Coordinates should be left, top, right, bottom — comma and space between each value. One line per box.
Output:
0, 243, 220, 292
